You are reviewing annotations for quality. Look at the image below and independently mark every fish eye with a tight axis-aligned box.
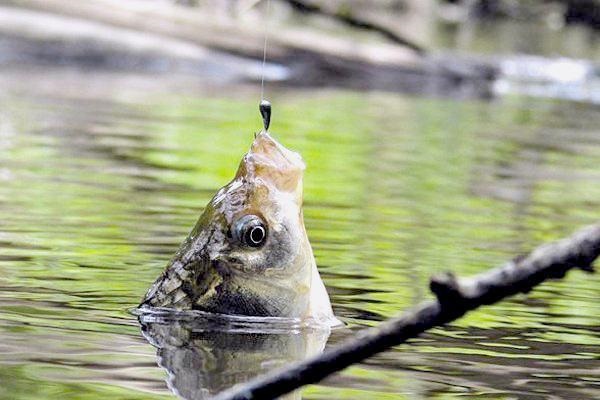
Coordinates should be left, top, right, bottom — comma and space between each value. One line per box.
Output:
234, 215, 268, 248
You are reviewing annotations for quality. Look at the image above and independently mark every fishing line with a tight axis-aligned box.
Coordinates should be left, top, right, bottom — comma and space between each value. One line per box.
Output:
260, 0, 271, 102
259, 0, 272, 132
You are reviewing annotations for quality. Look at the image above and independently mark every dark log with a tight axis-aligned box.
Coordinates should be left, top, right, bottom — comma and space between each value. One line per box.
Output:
279, 0, 426, 54
214, 222, 600, 400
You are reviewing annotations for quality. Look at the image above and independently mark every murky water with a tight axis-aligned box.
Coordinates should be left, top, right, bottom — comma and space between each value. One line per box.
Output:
0, 65, 599, 400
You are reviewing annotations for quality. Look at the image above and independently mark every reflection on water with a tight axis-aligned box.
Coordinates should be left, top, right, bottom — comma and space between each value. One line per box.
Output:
0, 65, 599, 400
138, 311, 329, 400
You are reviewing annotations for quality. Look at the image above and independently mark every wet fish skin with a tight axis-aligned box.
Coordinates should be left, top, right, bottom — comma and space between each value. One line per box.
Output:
141, 131, 334, 323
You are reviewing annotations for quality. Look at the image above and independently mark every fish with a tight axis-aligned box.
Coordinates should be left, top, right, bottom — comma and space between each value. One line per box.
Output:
140, 130, 336, 326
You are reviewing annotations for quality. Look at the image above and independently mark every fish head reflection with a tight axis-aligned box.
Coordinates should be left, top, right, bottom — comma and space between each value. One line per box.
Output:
139, 311, 331, 399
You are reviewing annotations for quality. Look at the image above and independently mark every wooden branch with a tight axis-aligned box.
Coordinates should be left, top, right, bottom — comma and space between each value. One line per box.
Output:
213, 223, 600, 400
279, 0, 426, 54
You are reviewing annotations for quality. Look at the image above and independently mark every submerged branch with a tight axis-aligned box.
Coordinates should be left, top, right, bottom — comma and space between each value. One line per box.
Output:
214, 223, 600, 400
279, 0, 426, 54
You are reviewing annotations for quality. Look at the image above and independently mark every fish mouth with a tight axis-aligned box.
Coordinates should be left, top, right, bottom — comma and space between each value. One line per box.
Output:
235, 131, 305, 201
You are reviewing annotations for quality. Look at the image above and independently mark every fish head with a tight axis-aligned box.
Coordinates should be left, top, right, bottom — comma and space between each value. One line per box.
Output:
142, 131, 317, 318
209, 130, 308, 274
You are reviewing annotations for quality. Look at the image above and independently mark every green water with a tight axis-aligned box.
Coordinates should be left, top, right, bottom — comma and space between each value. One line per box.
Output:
0, 67, 599, 400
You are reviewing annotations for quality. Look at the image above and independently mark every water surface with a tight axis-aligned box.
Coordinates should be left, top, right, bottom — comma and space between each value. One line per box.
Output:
0, 66, 599, 399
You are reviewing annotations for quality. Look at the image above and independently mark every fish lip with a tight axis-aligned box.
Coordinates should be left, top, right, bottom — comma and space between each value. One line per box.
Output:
256, 131, 303, 166
238, 131, 305, 195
